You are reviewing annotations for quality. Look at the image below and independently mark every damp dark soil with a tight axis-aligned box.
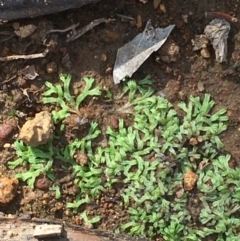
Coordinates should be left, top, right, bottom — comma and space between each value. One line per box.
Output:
0, 0, 240, 240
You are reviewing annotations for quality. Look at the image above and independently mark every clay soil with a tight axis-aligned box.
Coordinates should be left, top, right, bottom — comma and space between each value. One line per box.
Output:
0, 0, 240, 240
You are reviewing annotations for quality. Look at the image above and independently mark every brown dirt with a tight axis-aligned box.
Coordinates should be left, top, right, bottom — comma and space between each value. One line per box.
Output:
0, 0, 240, 240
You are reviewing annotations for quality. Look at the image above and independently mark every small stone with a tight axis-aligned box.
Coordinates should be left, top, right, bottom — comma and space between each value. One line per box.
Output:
43, 193, 50, 199
197, 136, 204, 142
74, 151, 88, 166
197, 82, 205, 92
183, 170, 198, 191
18, 111, 54, 147
65, 209, 71, 216
3, 143, 12, 148
14, 24, 37, 38
182, 15, 188, 24
176, 188, 184, 198
189, 137, 198, 146
101, 54, 107, 62
46, 62, 57, 74
192, 35, 209, 51
0, 123, 15, 141
0, 177, 19, 204
158, 39, 180, 63
159, 3, 166, 13
35, 175, 51, 190
200, 48, 210, 58
55, 202, 64, 210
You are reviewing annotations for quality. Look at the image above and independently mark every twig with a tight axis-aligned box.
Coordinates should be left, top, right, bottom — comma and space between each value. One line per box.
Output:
66, 18, 115, 43
44, 23, 80, 35
0, 48, 49, 61
0, 31, 15, 42
0, 18, 114, 61
116, 14, 135, 21
205, 12, 240, 26
1, 74, 17, 83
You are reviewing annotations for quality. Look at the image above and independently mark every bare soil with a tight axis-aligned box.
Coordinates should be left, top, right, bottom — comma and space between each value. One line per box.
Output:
0, 0, 240, 239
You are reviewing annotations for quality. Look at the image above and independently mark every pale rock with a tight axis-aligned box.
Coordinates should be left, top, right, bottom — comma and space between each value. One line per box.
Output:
19, 111, 54, 147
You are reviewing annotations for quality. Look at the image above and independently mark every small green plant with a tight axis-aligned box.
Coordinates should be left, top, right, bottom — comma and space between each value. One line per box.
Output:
80, 210, 101, 225
66, 77, 233, 239
9, 75, 239, 240
8, 121, 100, 189
160, 220, 184, 241
196, 154, 240, 239
66, 194, 90, 213
8, 140, 55, 188
49, 186, 61, 199
42, 73, 101, 123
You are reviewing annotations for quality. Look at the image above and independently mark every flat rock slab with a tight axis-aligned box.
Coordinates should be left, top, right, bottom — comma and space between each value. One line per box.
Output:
0, 0, 101, 21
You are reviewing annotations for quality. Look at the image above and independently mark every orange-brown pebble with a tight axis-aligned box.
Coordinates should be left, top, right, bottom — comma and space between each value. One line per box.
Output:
189, 137, 198, 146
183, 170, 198, 191
35, 175, 51, 190
0, 177, 18, 204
